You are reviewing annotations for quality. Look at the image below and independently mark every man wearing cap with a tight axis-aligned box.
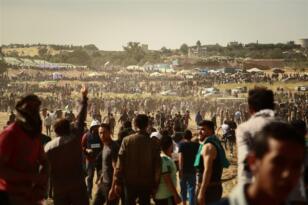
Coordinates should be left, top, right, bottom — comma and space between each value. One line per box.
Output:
0, 94, 49, 205
82, 119, 103, 198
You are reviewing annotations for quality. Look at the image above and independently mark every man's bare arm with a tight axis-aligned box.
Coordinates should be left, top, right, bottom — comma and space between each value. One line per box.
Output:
199, 143, 217, 195
73, 85, 88, 138
178, 152, 184, 178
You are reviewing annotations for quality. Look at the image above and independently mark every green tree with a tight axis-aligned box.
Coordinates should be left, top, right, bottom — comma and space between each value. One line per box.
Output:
180, 43, 189, 55
9, 51, 19, 57
56, 49, 92, 66
123, 42, 146, 64
0, 47, 3, 57
84, 44, 99, 51
38, 47, 48, 57
196, 40, 201, 47
92, 51, 102, 58
161, 47, 171, 55
0, 59, 8, 74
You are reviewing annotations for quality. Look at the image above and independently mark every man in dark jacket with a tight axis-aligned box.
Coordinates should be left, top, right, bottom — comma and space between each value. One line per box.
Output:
109, 114, 161, 205
44, 86, 89, 205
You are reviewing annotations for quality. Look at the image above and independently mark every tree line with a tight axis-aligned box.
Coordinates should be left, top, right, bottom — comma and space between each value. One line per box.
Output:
1, 41, 307, 68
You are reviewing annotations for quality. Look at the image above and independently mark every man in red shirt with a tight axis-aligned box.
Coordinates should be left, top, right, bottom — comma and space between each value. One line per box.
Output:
0, 94, 49, 205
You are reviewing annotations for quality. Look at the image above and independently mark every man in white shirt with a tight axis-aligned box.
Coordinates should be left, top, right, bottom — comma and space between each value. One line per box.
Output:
236, 87, 275, 184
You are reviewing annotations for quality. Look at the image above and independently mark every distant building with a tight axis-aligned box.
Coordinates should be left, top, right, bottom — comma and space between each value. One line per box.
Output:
299, 39, 308, 48
188, 45, 207, 58
228, 41, 241, 47
144, 63, 175, 73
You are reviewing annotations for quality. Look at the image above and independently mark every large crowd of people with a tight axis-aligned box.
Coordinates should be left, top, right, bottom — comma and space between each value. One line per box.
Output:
0, 85, 307, 205
2, 68, 308, 97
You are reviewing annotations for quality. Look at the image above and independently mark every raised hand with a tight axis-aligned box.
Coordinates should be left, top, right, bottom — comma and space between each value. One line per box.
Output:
81, 84, 88, 97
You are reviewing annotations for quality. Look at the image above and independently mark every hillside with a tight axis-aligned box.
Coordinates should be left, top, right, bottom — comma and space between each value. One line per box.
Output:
1, 42, 308, 69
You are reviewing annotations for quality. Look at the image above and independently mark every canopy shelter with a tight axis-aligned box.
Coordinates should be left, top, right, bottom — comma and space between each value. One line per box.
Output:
150, 72, 163, 77
247, 68, 264, 73
52, 72, 64, 80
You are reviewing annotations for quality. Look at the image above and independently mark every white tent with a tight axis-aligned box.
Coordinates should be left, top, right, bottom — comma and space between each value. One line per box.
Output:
150, 72, 163, 77
52, 72, 63, 80
247, 68, 263, 73
126, 65, 144, 71
88, 72, 98, 77
117, 70, 129, 74
165, 68, 175, 73
208, 70, 221, 73
176, 70, 192, 75
39, 81, 57, 87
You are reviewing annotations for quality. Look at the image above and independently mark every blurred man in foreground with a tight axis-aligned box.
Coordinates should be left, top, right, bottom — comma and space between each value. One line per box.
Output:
213, 121, 306, 205
0, 94, 49, 205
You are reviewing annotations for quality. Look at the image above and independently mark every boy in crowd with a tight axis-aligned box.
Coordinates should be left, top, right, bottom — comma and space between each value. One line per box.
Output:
154, 135, 182, 205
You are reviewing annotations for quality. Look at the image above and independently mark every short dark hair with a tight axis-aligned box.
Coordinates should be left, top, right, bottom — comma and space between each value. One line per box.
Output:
253, 121, 305, 158
54, 119, 71, 136
134, 114, 149, 130
290, 120, 307, 138
160, 129, 170, 137
160, 135, 173, 151
248, 87, 274, 112
123, 121, 132, 128
184, 129, 193, 140
100, 123, 111, 132
198, 120, 215, 133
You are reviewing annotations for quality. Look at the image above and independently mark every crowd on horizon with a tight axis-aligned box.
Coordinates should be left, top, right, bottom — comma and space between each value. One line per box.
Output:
1, 68, 307, 97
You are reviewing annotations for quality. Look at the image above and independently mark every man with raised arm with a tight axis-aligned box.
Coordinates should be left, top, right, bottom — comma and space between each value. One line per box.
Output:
44, 85, 89, 205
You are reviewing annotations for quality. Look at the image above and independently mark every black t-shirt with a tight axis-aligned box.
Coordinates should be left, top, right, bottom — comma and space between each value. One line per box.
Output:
101, 141, 119, 184
40, 134, 51, 146
178, 141, 199, 174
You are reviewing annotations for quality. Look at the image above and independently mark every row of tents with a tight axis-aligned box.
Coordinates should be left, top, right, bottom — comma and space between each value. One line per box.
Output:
247, 67, 285, 73
3, 57, 87, 69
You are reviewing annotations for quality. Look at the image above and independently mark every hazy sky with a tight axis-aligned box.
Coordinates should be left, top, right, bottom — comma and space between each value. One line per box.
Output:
1, 0, 308, 50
